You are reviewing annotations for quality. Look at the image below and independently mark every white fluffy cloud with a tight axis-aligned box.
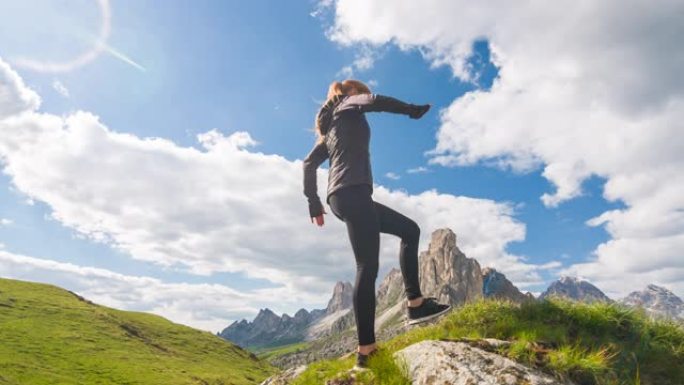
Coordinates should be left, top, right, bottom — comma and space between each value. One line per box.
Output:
0, 250, 319, 332
326, 0, 684, 297
0, 56, 552, 328
0, 58, 40, 118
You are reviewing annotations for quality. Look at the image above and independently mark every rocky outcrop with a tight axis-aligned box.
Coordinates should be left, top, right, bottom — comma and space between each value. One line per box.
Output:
621, 284, 684, 320
259, 365, 307, 385
262, 339, 573, 385
326, 281, 353, 314
540, 276, 611, 303
394, 340, 573, 385
482, 267, 533, 303
418, 228, 483, 306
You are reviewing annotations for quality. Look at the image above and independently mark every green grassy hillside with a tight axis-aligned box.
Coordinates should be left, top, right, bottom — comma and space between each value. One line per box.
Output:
0, 278, 276, 385
292, 299, 684, 385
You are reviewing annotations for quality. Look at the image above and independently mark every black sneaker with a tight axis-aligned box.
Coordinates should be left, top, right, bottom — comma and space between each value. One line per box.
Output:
406, 297, 452, 326
352, 348, 378, 371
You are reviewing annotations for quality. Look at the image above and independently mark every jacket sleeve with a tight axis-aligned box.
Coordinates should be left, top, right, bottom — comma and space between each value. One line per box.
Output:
338, 93, 420, 115
303, 140, 329, 217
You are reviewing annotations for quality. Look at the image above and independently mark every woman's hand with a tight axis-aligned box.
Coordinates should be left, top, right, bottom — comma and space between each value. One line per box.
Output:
311, 208, 326, 227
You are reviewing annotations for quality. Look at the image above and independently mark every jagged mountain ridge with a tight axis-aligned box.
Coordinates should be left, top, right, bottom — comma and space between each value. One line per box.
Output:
219, 280, 353, 348
223, 228, 515, 361
219, 307, 326, 348
222, 228, 531, 353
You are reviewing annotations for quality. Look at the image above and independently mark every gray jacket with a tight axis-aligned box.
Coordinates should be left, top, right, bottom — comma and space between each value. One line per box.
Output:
303, 93, 429, 217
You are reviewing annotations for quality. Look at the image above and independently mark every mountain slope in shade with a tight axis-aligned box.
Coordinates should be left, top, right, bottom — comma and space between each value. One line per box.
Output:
621, 284, 684, 320
482, 267, 534, 303
540, 276, 612, 303
0, 278, 275, 385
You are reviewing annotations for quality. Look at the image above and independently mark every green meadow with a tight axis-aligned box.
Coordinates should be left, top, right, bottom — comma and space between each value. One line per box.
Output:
0, 278, 276, 385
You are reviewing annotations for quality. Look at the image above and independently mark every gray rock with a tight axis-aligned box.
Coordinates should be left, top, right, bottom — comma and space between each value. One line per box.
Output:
540, 276, 611, 303
419, 228, 483, 306
621, 284, 684, 320
259, 365, 307, 385
482, 267, 531, 303
394, 340, 573, 385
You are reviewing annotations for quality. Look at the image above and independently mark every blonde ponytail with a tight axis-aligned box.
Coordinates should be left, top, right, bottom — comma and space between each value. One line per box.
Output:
314, 79, 372, 142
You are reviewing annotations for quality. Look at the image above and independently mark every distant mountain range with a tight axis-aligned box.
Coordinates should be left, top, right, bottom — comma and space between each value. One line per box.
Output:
218, 281, 353, 348
219, 228, 684, 360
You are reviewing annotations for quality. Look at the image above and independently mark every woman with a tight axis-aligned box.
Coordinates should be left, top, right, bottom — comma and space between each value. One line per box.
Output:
302, 80, 452, 371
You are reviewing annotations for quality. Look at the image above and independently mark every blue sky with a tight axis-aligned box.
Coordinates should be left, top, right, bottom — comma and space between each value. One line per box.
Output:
0, 0, 681, 331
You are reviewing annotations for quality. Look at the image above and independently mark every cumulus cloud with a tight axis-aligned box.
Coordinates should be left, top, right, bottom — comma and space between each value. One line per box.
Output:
0, 218, 12, 226
0, 58, 41, 118
0, 55, 550, 327
326, 0, 684, 296
0, 250, 322, 332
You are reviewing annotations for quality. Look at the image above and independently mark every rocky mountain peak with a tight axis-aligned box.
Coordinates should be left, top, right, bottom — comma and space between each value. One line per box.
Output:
326, 281, 353, 314
294, 308, 309, 320
482, 267, 531, 303
540, 276, 611, 303
621, 284, 684, 320
427, 228, 457, 254
254, 308, 279, 323
558, 275, 583, 285
419, 228, 483, 306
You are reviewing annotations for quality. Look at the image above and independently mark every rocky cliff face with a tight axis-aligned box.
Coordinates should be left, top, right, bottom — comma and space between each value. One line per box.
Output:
540, 276, 611, 303
482, 267, 533, 303
326, 281, 353, 314
418, 228, 483, 306
621, 284, 684, 320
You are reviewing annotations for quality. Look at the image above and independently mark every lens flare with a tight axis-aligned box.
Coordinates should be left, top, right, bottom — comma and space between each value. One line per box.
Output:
12, 0, 144, 73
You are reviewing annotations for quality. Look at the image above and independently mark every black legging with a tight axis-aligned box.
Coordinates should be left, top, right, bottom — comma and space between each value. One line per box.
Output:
329, 184, 423, 345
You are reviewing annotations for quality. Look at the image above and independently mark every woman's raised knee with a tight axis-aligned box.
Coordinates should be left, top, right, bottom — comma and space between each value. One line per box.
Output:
403, 220, 420, 243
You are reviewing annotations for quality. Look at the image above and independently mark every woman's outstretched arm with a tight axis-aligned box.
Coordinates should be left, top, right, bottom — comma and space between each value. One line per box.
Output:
338, 93, 430, 118
303, 140, 329, 223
